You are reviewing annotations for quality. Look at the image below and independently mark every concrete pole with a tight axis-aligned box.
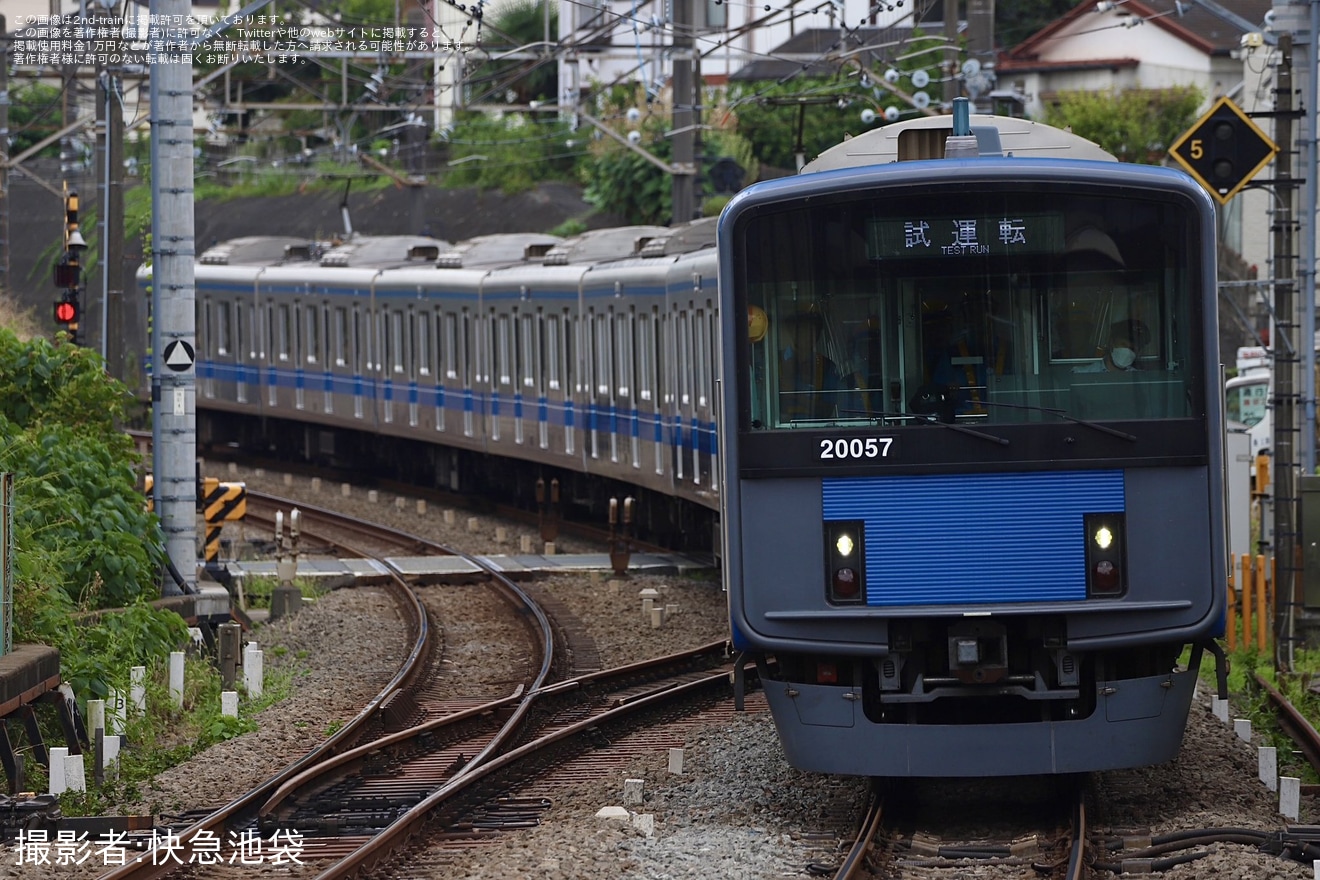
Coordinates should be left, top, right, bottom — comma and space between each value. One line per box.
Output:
0, 16, 10, 300
1272, 34, 1299, 663
1301, 0, 1319, 475
671, 0, 695, 224
149, 0, 198, 595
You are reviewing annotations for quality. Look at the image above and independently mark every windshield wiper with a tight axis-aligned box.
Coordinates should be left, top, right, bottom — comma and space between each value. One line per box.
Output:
971, 400, 1137, 442
839, 408, 1010, 446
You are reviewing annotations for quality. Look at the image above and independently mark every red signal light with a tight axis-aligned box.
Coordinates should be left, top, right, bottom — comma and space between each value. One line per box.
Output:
54, 300, 79, 325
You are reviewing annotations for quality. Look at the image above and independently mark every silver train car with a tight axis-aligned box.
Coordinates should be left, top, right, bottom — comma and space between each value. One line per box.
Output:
164, 222, 722, 548
717, 109, 1229, 776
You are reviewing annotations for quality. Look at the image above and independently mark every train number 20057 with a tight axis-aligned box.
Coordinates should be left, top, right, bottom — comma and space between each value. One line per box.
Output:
819, 438, 894, 460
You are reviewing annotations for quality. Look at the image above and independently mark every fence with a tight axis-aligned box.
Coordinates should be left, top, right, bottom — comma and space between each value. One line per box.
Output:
1226, 553, 1274, 652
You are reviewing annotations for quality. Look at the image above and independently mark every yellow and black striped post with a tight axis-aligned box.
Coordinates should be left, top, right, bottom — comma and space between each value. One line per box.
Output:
202, 478, 247, 563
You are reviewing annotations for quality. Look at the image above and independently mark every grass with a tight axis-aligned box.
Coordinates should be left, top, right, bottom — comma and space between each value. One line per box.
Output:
47, 647, 296, 817
241, 576, 325, 611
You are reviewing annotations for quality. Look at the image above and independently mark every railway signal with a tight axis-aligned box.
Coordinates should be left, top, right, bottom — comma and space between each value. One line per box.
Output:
1169, 96, 1278, 205
52, 188, 87, 344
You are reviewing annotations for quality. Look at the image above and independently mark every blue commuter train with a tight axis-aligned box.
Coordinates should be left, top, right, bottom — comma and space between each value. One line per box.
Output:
717, 110, 1229, 776
166, 224, 724, 550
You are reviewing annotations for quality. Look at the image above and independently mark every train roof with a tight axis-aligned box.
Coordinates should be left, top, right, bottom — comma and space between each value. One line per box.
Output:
318, 235, 453, 268
542, 226, 671, 265
435, 233, 563, 269
198, 236, 320, 267
803, 114, 1118, 172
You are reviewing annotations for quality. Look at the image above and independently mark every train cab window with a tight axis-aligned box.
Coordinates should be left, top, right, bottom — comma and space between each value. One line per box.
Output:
736, 189, 1203, 430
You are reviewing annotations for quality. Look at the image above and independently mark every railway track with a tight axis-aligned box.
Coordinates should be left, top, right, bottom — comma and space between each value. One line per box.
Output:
94, 491, 749, 879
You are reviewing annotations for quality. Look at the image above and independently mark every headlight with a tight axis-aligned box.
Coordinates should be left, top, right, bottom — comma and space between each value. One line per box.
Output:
825, 521, 866, 604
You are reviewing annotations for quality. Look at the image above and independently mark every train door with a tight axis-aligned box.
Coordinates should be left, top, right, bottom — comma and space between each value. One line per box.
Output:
351, 303, 367, 420
546, 309, 573, 456
463, 309, 477, 438
672, 307, 692, 481
295, 299, 306, 410
693, 300, 715, 488
639, 307, 664, 478
302, 300, 326, 414
518, 309, 538, 446
414, 304, 435, 429
240, 297, 256, 406
385, 304, 411, 428
618, 307, 639, 469
491, 307, 511, 443
440, 311, 457, 433
329, 303, 348, 415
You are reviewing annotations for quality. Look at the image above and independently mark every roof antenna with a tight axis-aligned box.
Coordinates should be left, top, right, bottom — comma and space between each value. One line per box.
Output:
945, 97, 979, 159
340, 178, 354, 239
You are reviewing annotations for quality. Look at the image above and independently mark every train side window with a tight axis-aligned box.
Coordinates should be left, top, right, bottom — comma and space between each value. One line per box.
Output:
352, 306, 364, 373
443, 313, 458, 381
460, 310, 473, 386
638, 311, 654, 403
215, 302, 232, 356
234, 303, 245, 362
546, 314, 562, 391
391, 310, 405, 374
596, 310, 613, 395
333, 307, 348, 367
677, 309, 692, 406
522, 313, 536, 390
695, 306, 710, 408
617, 309, 633, 400
305, 304, 320, 366
497, 312, 512, 387
277, 304, 291, 362
418, 309, 433, 378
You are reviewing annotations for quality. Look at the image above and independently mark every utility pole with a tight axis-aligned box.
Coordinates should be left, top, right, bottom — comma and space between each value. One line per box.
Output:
1272, 33, 1300, 667
0, 15, 10, 300
671, 0, 696, 224
95, 17, 126, 379
149, 0, 198, 595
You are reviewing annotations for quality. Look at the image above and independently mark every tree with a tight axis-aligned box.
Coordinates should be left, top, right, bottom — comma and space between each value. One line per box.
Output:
0, 330, 165, 608
1043, 87, 1203, 164
466, 0, 559, 107
996, 0, 1079, 49
8, 82, 65, 159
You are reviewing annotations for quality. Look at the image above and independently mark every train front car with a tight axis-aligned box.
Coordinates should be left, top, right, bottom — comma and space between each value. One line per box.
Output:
717, 117, 1227, 777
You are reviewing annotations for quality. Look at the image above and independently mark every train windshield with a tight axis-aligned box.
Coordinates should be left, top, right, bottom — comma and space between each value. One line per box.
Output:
738, 186, 1204, 430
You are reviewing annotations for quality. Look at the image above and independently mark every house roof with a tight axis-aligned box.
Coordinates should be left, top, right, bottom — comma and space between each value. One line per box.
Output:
1003, 0, 1273, 71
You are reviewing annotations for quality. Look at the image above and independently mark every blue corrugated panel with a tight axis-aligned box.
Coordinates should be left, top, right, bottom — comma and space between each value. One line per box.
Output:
823, 471, 1124, 606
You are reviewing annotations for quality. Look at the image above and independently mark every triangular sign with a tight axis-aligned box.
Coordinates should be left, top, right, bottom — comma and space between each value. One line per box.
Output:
163, 340, 195, 371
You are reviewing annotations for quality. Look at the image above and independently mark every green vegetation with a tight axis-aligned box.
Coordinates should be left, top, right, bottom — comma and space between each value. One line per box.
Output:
0, 329, 300, 808
242, 576, 324, 611
1042, 87, 1203, 164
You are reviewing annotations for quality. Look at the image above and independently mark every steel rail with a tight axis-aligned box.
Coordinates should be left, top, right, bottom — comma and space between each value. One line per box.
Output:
1255, 672, 1320, 773
96, 490, 556, 880
833, 782, 885, 880
311, 658, 749, 879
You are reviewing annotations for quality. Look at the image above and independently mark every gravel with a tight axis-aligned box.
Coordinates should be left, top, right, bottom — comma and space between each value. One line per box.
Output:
5, 466, 1316, 879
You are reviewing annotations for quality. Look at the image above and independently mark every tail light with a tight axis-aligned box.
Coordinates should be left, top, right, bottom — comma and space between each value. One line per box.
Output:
1084, 513, 1126, 597
825, 520, 866, 604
